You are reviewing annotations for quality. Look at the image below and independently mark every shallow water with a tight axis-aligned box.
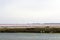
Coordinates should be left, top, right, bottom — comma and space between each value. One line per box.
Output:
0, 33, 60, 40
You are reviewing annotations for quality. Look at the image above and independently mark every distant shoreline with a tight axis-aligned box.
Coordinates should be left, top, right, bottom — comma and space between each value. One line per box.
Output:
0, 26, 60, 33
0, 23, 60, 33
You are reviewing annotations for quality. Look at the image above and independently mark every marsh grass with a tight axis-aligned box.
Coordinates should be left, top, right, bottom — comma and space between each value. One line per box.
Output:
0, 26, 60, 33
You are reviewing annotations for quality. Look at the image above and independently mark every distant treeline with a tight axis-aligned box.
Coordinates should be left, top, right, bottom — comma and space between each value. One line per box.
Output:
0, 26, 60, 33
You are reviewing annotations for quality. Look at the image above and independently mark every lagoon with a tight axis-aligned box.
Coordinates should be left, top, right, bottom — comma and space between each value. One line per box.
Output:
0, 33, 60, 40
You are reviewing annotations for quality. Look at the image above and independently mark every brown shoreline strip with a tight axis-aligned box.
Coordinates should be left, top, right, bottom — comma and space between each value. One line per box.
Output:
0, 26, 60, 33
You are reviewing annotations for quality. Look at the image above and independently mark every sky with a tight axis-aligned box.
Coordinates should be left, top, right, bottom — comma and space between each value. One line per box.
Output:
0, 0, 60, 24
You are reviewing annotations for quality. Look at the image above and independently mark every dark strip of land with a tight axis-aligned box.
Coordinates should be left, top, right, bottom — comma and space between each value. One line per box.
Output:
0, 26, 60, 33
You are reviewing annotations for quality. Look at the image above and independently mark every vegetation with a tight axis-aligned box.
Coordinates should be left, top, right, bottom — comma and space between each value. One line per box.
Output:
0, 26, 60, 33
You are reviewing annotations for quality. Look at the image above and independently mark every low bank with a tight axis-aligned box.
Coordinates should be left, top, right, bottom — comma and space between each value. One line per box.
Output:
0, 26, 60, 33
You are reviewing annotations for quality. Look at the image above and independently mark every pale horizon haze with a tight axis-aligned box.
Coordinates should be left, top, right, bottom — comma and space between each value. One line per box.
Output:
0, 0, 60, 24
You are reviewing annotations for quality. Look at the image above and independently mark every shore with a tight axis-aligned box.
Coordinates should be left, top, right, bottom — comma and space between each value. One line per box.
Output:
0, 26, 60, 33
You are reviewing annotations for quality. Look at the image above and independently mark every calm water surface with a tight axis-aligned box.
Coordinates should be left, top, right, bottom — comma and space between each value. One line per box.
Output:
0, 33, 60, 40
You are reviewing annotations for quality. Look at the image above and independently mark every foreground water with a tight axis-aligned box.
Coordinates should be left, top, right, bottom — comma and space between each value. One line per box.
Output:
0, 33, 60, 40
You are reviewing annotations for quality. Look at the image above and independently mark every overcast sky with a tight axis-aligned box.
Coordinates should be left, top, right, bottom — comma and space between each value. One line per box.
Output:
0, 0, 60, 24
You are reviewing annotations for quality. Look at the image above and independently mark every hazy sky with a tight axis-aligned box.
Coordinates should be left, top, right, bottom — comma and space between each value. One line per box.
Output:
0, 0, 60, 24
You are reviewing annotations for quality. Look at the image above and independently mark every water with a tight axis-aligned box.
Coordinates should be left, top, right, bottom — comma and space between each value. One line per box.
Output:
0, 33, 60, 40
